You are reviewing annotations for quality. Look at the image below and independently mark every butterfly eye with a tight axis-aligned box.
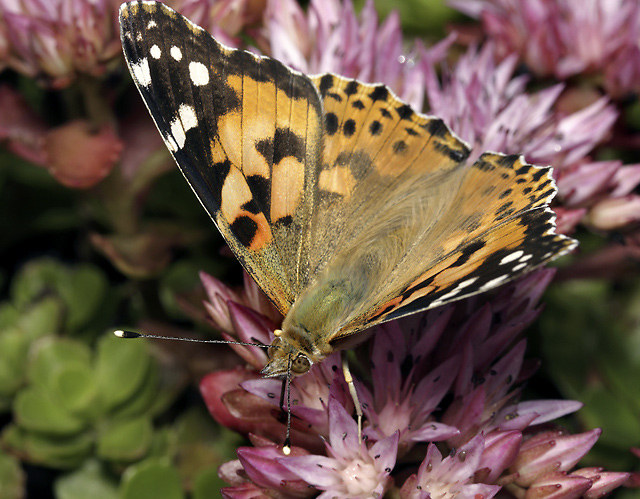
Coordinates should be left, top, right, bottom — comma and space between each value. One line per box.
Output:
291, 354, 311, 375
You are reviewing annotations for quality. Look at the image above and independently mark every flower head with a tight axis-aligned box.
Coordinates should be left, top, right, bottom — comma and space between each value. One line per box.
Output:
450, 0, 640, 97
279, 398, 399, 499
201, 268, 628, 498
0, 0, 122, 88
422, 44, 617, 168
259, 0, 451, 108
400, 435, 501, 499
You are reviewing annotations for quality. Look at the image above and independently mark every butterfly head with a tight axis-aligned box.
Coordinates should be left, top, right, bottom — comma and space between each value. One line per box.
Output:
261, 329, 318, 378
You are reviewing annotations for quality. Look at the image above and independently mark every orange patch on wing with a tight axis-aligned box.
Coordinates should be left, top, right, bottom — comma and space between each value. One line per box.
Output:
217, 111, 243, 166
271, 157, 305, 222
319, 166, 356, 197
245, 212, 272, 250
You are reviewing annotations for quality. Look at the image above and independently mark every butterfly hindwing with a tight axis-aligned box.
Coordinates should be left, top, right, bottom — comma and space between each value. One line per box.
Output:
301, 74, 472, 280
119, 1, 324, 313
356, 153, 577, 326
281, 77, 576, 342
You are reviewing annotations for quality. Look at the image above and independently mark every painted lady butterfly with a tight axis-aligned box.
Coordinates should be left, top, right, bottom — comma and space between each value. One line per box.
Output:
119, 1, 577, 380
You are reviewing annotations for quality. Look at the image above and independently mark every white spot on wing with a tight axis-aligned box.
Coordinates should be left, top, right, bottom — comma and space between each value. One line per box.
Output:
166, 105, 198, 151
147, 20, 157, 29
178, 104, 198, 131
429, 276, 479, 308
164, 134, 178, 153
479, 275, 508, 292
170, 119, 186, 149
189, 61, 209, 86
519, 254, 533, 262
150, 44, 161, 59
437, 288, 461, 302
512, 263, 527, 272
131, 58, 151, 87
500, 250, 524, 265
457, 277, 478, 289
171, 46, 182, 61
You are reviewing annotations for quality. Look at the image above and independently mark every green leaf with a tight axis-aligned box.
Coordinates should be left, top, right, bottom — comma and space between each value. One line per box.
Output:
0, 329, 30, 399
14, 386, 86, 435
120, 461, 185, 499
95, 334, 151, 411
63, 265, 108, 332
0, 451, 25, 499
0, 303, 19, 328
54, 460, 118, 499
108, 361, 160, 419
192, 467, 227, 499
53, 364, 98, 418
11, 259, 65, 310
96, 416, 153, 462
1, 424, 92, 469
18, 296, 64, 338
9, 259, 108, 333
27, 337, 91, 391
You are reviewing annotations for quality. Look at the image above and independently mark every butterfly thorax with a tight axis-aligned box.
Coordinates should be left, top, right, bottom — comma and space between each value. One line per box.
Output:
262, 325, 330, 378
261, 272, 371, 378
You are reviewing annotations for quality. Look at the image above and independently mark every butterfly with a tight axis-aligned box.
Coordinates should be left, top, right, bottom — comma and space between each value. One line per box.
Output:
119, 1, 577, 381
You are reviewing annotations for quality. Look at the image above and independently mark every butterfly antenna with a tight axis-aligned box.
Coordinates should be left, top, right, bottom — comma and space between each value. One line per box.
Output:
282, 355, 293, 455
113, 330, 275, 349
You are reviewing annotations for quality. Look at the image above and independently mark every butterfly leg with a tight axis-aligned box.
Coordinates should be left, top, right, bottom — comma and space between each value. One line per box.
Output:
342, 354, 363, 444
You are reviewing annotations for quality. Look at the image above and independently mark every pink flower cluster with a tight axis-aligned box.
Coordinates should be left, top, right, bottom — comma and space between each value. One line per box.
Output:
200, 270, 629, 498
450, 0, 640, 98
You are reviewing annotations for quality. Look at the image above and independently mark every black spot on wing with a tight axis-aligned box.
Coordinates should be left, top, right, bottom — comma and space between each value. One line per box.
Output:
343, 119, 356, 137
405, 127, 418, 136
422, 119, 448, 137
532, 168, 547, 182
393, 140, 408, 155
230, 215, 258, 247
326, 113, 339, 135
370, 85, 389, 101
396, 104, 413, 120
434, 143, 469, 163
474, 158, 496, 171
345, 80, 359, 95
450, 239, 486, 268
318, 74, 334, 96
255, 137, 274, 166
274, 214, 293, 227
498, 154, 520, 168
245, 174, 271, 219
369, 121, 382, 135
273, 127, 305, 164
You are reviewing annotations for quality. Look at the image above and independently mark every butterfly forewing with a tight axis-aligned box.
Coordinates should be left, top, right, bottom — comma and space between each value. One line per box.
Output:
119, 1, 323, 314
120, 1, 578, 363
